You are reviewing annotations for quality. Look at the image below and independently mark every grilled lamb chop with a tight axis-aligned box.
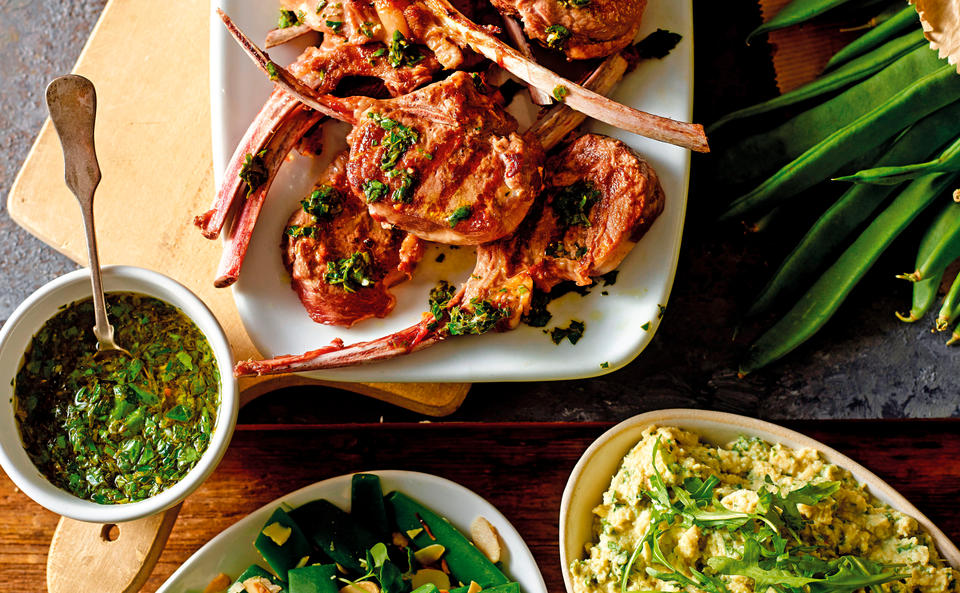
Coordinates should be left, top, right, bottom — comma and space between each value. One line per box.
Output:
222, 8, 708, 153
492, 0, 646, 60
283, 152, 424, 326
220, 14, 545, 246
234, 132, 663, 375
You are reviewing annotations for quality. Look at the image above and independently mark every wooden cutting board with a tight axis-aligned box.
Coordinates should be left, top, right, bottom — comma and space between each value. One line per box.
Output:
6, 0, 469, 417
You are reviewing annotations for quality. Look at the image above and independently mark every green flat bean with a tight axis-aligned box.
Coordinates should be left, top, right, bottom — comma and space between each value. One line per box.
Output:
351, 473, 390, 539
825, 5, 920, 71
936, 271, 960, 331
289, 565, 339, 593
715, 45, 942, 189
255, 507, 317, 581
747, 100, 960, 316
901, 202, 960, 282
709, 29, 926, 134
721, 64, 960, 223
386, 491, 509, 588
836, 134, 960, 185
740, 172, 959, 375
896, 273, 944, 322
748, 0, 852, 42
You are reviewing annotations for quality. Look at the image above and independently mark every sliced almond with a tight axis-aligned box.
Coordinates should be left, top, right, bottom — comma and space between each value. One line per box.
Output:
203, 573, 232, 593
340, 582, 380, 593
414, 543, 446, 566
243, 577, 283, 593
406, 527, 424, 539
470, 517, 501, 564
466, 581, 483, 593
411, 568, 451, 590
260, 522, 292, 547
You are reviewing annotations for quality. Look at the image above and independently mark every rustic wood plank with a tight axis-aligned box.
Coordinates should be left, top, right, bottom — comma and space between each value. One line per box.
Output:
1, 422, 957, 593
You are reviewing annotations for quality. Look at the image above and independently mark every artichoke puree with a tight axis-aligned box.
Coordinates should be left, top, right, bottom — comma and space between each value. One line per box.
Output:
570, 426, 958, 593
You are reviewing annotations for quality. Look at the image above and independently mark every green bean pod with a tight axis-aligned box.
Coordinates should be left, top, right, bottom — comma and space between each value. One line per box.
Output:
896, 272, 944, 322
748, 0, 852, 42
716, 45, 943, 189
289, 565, 339, 593
386, 491, 509, 588
825, 5, 920, 71
721, 64, 960, 223
709, 29, 926, 134
901, 202, 960, 282
747, 100, 960, 317
740, 172, 959, 375
947, 324, 960, 345
936, 271, 960, 331
255, 507, 316, 582
351, 473, 390, 539
836, 135, 960, 185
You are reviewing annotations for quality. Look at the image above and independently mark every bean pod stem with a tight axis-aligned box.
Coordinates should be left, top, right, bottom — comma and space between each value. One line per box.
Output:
825, 5, 920, 71
936, 271, 960, 331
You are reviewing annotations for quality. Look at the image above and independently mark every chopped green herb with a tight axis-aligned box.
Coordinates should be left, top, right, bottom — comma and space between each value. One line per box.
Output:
266, 62, 279, 81
447, 299, 509, 335
368, 112, 419, 171
470, 72, 486, 92
640, 321, 650, 331
373, 47, 386, 57
549, 320, 585, 345
428, 280, 457, 320
362, 179, 388, 203
238, 150, 269, 197
389, 169, 416, 203
387, 30, 423, 68
300, 185, 343, 221
435, 253, 445, 263
552, 180, 600, 228
544, 24, 571, 51
600, 361, 610, 369
277, 9, 301, 28
600, 270, 619, 286
286, 225, 317, 239
558, 0, 590, 6
359, 21, 376, 38
12, 293, 219, 504
447, 206, 472, 228
315, 0, 327, 12
657, 303, 666, 318
325, 20, 344, 32
632, 28, 683, 60
523, 281, 592, 328
552, 85, 569, 102
324, 251, 375, 293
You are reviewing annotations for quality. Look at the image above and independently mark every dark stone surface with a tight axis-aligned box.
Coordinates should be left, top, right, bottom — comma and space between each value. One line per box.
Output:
3, 1, 958, 424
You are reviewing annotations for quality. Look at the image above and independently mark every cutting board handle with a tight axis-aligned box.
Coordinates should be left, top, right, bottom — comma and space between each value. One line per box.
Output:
46, 504, 181, 593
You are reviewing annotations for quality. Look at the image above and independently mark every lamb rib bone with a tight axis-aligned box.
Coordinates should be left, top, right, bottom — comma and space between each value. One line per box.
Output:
502, 16, 552, 106
421, 0, 709, 153
234, 53, 636, 377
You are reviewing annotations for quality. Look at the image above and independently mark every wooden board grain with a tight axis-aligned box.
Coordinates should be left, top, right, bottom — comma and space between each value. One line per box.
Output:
0, 422, 957, 593
5, 0, 469, 416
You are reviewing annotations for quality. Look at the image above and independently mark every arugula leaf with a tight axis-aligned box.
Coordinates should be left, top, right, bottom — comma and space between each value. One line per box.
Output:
709, 539, 819, 591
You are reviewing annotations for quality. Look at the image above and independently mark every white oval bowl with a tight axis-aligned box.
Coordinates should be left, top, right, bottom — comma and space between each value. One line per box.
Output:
0, 265, 239, 523
156, 470, 548, 593
559, 409, 960, 593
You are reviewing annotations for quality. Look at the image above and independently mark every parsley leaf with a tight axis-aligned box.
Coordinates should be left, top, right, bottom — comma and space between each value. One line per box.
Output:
324, 251, 375, 293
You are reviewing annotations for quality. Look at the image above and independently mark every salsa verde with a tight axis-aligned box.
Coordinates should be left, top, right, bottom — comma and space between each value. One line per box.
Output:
13, 292, 220, 504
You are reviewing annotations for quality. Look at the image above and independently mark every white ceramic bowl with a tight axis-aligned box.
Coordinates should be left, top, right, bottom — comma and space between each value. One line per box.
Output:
0, 265, 239, 522
156, 470, 548, 593
559, 409, 960, 593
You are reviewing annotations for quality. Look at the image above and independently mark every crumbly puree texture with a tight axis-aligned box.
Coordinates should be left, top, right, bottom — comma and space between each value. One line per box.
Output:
569, 426, 959, 593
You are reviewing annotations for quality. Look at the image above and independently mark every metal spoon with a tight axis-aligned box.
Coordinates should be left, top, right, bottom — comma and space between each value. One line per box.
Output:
46, 75, 131, 357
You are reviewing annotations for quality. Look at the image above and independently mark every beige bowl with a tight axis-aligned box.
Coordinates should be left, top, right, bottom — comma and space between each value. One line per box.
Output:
558, 409, 960, 593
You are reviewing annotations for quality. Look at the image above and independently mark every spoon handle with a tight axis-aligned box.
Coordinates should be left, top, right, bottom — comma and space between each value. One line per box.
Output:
45, 75, 114, 345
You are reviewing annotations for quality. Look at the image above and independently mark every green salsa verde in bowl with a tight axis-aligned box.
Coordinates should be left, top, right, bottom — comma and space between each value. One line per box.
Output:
0, 266, 238, 522
13, 292, 220, 504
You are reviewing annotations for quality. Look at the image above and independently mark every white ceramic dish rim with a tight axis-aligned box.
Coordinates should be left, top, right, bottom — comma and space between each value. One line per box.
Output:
209, 0, 694, 383
0, 265, 239, 523
156, 469, 549, 593
558, 409, 960, 593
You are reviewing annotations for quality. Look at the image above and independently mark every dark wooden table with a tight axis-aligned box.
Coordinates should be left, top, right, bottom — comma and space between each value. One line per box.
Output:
3, 421, 959, 593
